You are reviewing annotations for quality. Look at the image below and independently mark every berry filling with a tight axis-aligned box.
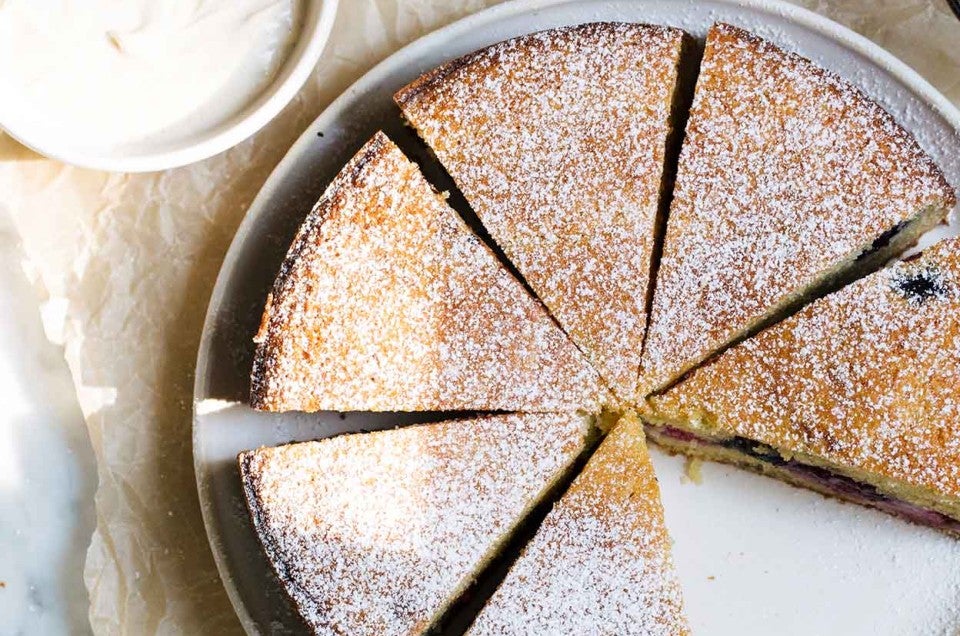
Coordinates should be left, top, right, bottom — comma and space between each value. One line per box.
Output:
650, 425, 960, 535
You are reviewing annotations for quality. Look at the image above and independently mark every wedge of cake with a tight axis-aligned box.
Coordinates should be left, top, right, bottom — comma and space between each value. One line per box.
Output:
469, 412, 688, 635
240, 412, 596, 636
640, 22, 956, 394
396, 23, 690, 400
250, 132, 603, 412
645, 237, 960, 535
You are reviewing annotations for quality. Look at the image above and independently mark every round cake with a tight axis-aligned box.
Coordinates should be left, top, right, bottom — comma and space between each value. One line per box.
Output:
238, 21, 957, 635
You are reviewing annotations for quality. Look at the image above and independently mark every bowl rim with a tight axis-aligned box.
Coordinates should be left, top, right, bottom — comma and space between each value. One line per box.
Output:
0, 0, 340, 173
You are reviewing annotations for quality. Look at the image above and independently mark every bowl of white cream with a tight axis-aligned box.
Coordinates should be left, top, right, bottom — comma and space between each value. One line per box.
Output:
0, 0, 338, 172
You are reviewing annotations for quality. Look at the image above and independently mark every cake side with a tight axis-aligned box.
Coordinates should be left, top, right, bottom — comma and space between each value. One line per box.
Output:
644, 424, 960, 536
468, 412, 688, 635
639, 22, 956, 396
646, 237, 960, 528
239, 412, 596, 636
397, 22, 690, 400
250, 132, 603, 412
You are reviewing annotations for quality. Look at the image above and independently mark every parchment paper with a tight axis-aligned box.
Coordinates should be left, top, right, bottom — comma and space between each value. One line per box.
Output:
0, 0, 957, 633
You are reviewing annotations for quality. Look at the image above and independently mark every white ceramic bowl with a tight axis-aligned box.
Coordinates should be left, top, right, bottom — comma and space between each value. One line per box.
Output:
0, 0, 339, 173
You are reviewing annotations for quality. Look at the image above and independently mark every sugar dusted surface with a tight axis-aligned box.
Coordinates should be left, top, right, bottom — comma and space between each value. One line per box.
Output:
649, 237, 960, 502
397, 23, 686, 399
240, 413, 592, 636
640, 22, 956, 393
250, 133, 602, 412
469, 414, 687, 635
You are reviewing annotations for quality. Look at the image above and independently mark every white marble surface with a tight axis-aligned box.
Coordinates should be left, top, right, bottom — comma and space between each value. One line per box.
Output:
0, 208, 97, 635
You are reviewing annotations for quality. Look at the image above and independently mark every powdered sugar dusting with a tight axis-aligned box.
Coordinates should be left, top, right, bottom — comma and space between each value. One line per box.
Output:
397, 23, 686, 399
250, 133, 602, 412
469, 414, 687, 635
641, 22, 956, 393
239, 412, 593, 636
649, 237, 960, 504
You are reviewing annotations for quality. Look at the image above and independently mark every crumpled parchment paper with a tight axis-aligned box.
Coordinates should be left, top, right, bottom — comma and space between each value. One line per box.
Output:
0, 0, 957, 633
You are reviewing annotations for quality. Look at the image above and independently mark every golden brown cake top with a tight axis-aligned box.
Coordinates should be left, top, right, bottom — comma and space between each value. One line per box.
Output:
648, 237, 960, 501
240, 413, 593, 636
250, 132, 603, 412
469, 412, 688, 635
640, 22, 956, 394
397, 23, 687, 399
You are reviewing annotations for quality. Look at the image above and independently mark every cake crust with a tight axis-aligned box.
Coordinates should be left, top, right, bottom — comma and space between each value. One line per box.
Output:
240, 413, 594, 636
469, 412, 688, 635
397, 23, 689, 400
250, 132, 602, 412
640, 22, 956, 395
647, 237, 960, 522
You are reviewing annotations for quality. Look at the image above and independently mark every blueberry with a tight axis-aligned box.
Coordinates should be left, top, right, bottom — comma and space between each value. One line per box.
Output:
892, 266, 948, 306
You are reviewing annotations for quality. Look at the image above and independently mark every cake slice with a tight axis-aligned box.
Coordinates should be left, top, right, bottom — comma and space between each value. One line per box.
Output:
645, 237, 960, 535
396, 23, 690, 400
469, 412, 688, 635
250, 132, 602, 412
640, 22, 956, 394
240, 412, 596, 636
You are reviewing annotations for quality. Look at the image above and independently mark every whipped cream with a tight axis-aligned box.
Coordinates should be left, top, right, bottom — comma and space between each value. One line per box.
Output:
0, 0, 300, 153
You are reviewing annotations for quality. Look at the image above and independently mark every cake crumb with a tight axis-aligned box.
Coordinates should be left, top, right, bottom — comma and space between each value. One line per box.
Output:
684, 457, 704, 484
